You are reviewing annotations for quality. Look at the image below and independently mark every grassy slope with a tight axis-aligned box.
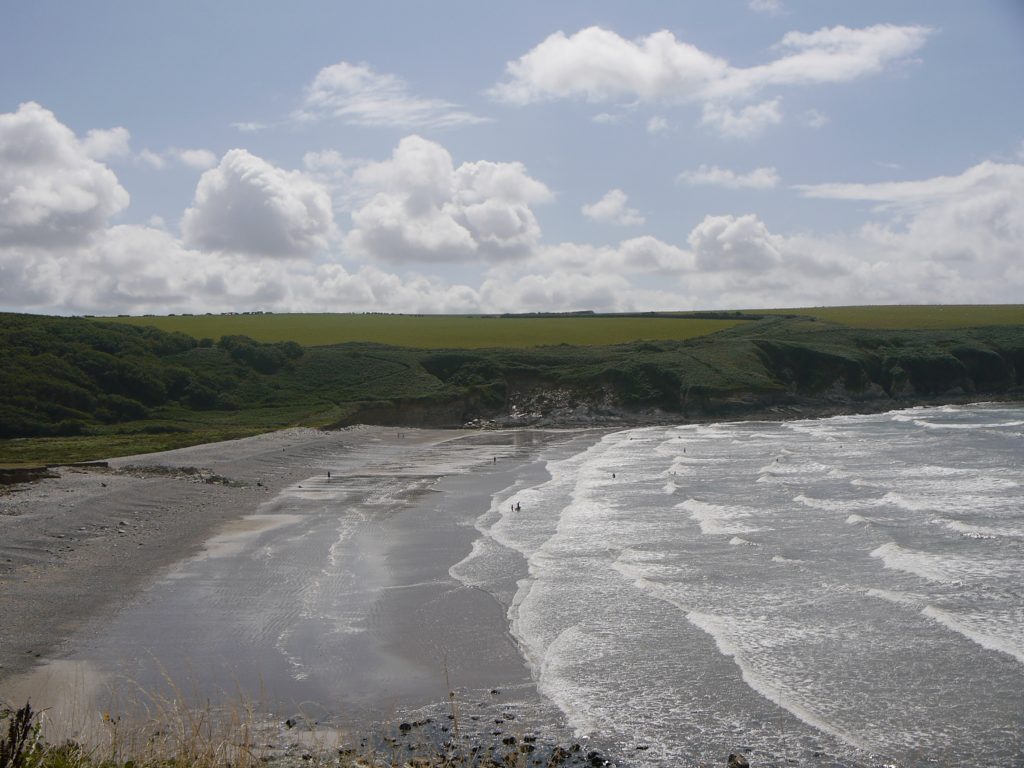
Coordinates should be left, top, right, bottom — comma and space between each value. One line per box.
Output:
97, 313, 746, 348
2, 311, 1023, 465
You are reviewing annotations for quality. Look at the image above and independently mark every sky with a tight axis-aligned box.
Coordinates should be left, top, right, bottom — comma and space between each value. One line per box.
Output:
1, 0, 1023, 316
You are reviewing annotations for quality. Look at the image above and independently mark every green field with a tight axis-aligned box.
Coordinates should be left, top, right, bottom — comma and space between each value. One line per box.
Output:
97, 306, 1024, 347
759, 305, 1024, 329
97, 313, 746, 348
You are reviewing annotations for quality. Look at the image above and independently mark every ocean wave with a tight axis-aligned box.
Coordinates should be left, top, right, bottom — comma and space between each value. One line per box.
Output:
869, 542, 993, 585
685, 611, 870, 752
678, 498, 760, 535
932, 518, 1024, 540
921, 605, 1024, 665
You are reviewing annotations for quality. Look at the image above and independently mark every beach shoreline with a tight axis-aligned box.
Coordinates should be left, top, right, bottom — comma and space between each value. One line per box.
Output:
0, 425, 609, 757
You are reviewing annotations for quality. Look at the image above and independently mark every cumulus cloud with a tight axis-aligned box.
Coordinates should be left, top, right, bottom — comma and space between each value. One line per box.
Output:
492, 24, 930, 103
827, 162, 1024, 277
82, 126, 132, 160
297, 60, 488, 129
679, 165, 780, 189
182, 149, 337, 258
345, 135, 552, 263
0, 102, 129, 246
489, 24, 930, 137
3, 106, 1020, 316
701, 99, 782, 138
688, 213, 784, 271
581, 189, 645, 226
0, 222, 492, 316
531, 236, 695, 276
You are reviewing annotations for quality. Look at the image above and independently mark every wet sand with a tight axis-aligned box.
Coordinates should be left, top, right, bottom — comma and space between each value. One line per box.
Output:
0, 426, 596, 747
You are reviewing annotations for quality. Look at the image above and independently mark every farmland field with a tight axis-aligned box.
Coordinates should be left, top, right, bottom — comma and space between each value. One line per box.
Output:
758, 304, 1024, 329
96, 313, 747, 348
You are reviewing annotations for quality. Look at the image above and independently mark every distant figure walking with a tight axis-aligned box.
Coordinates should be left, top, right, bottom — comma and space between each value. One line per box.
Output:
327, 471, 331, 479
612, 473, 616, 479
515, 502, 521, 512
493, 456, 497, 464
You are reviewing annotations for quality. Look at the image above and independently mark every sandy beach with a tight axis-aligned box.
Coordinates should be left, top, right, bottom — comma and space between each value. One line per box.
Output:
0, 425, 602, 753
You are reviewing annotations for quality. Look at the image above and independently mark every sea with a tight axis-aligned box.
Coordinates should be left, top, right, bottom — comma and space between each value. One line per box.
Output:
451, 403, 1024, 766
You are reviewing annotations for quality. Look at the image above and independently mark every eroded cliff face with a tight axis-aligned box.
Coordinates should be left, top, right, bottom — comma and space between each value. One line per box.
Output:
333, 328, 1024, 428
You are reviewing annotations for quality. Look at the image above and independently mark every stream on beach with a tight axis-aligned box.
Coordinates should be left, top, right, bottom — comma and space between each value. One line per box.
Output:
9, 405, 1024, 766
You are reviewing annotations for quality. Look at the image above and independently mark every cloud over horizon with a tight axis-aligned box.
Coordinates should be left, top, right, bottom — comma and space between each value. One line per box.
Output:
1, 78, 1022, 317
181, 149, 338, 258
0, 102, 129, 247
345, 135, 553, 263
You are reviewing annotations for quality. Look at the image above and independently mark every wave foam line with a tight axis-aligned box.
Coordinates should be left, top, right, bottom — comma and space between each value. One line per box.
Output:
922, 605, 1024, 665
686, 611, 873, 754
870, 542, 992, 585
679, 498, 760, 535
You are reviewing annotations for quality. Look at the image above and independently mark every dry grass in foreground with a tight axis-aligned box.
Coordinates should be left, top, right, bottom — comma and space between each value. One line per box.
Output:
0, 699, 610, 768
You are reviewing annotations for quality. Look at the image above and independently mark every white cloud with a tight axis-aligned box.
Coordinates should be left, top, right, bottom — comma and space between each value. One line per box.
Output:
679, 164, 780, 189
171, 148, 218, 170
139, 147, 219, 170
795, 161, 1023, 207
0, 102, 130, 247
82, 126, 132, 160
688, 213, 784, 271
701, 98, 782, 138
492, 24, 930, 104
297, 60, 488, 129
3, 107, 1020, 316
479, 270, 634, 313
573, 236, 694, 273
749, 0, 783, 15
139, 149, 167, 169
345, 135, 552, 263
0, 222, 491, 316
490, 24, 929, 137
646, 115, 670, 134
303, 149, 359, 177
592, 112, 622, 125
803, 108, 829, 128
581, 189, 645, 226
181, 149, 337, 258
815, 162, 1024, 278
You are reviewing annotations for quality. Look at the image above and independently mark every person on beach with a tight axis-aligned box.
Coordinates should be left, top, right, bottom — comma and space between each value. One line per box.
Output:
515, 502, 521, 512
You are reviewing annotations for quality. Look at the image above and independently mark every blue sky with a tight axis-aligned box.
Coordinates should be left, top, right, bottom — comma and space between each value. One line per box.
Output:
1, 0, 1023, 314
